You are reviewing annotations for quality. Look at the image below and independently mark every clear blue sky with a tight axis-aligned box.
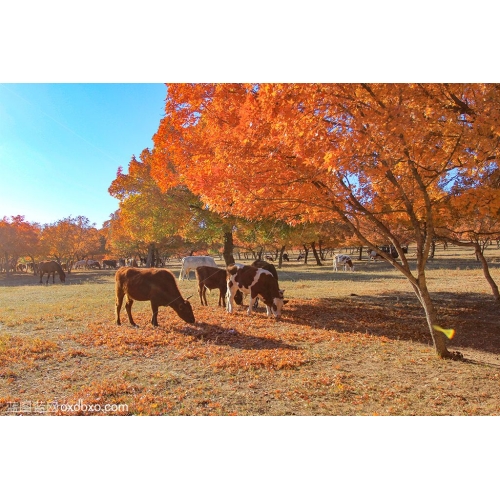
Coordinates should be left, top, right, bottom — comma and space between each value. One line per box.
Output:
0, 83, 166, 228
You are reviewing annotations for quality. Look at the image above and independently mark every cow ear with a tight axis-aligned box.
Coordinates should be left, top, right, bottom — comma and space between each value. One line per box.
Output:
283, 300, 289, 304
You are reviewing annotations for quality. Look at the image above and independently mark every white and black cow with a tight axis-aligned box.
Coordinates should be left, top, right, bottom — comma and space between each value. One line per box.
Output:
333, 253, 354, 271
226, 265, 287, 319
179, 256, 218, 281
368, 250, 384, 261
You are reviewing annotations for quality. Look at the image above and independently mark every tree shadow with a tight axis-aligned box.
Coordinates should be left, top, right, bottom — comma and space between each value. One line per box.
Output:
279, 291, 500, 356
0, 270, 116, 287
177, 321, 298, 351
277, 256, 500, 283
278, 267, 407, 283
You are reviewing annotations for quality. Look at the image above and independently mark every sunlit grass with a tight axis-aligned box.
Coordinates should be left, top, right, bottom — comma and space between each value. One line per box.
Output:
0, 246, 499, 415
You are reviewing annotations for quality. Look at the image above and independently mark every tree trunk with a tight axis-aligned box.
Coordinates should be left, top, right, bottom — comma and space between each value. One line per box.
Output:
146, 243, 155, 268
278, 245, 286, 269
475, 244, 500, 301
444, 237, 500, 302
4, 252, 10, 275
429, 240, 436, 259
223, 231, 235, 266
411, 277, 452, 359
358, 246, 363, 261
311, 241, 323, 266
302, 244, 310, 265
29, 256, 37, 275
318, 240, 325, 260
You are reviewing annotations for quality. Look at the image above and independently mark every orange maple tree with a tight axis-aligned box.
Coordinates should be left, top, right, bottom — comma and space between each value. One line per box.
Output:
150, 83, 500, 359
0, 216, 40, 273
40, 216, 103, 267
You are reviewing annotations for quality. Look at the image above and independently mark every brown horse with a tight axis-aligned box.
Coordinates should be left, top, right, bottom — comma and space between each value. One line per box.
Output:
39, 261, 66, 284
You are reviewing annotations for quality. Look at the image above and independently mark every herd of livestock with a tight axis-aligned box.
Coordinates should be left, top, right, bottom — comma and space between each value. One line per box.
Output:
114, 256, 289, 327
7, 246, 408, 328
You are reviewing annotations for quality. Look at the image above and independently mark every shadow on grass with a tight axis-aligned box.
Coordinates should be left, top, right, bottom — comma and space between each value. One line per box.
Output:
279, 291, 500, 356
0, 270, 116, 287
276, 256, 500, 282
280, 269, 407, 283
178, 321, 298, 351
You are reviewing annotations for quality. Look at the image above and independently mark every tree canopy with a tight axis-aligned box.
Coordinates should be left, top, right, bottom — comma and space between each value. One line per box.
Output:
150, 83, 500, 358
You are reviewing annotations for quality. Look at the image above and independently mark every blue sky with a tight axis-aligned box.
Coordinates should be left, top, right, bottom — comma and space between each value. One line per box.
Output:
0, 83, 166, 228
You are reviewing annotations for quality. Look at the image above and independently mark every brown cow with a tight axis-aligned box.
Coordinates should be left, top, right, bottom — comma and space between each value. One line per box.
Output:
115, 267, 195, 327
226, 265, 287, 319
195, 265, 227, 307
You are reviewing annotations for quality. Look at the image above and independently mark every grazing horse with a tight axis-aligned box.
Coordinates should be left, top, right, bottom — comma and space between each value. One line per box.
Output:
39, 261, 66, 284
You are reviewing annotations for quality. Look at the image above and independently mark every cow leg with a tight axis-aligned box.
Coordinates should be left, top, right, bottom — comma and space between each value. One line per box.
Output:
125, 298, 137, 327
247, 293, 256, 315
226, 283, 235, 313
219, 287, 225, 307
39, 272, 43, 284
198, 283, 205, 305
115, 289, 125, 325
150, 301, 159, 327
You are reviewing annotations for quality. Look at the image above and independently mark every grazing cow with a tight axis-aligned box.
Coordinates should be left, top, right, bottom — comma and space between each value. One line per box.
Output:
369, 250, 384, 261
115, 267, 195, 327
370, 245, 407, 260
379, 245, 399, 258
103, 259, 117, 269
226, 265, 287, 319
179, 256, 218, 281
86, 259, 101, 269
227, 264, 246, 307
333, 254, 354, 271
73, 260, 88, 270
282, 253, 290, 262
195, 265, 228, 307
249, 260, 279, 309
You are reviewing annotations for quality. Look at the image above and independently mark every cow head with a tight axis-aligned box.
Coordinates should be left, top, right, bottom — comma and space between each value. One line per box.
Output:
234, 289, 244, 305
270, 289, 288, 319
175, 297, 196, 324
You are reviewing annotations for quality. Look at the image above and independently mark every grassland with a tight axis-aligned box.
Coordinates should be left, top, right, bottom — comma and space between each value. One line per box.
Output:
1, 245, 499, 415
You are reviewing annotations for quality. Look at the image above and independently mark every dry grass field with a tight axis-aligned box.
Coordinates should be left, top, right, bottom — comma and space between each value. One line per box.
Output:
1, 245, 499, 416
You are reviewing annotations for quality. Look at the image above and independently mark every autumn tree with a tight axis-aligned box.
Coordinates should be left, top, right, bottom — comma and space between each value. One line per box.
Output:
108, 149, 234, 264
40, 216, 102, 268
0, 216, 40, 273
436, 184, 500, 300
150, 83, 500, 359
